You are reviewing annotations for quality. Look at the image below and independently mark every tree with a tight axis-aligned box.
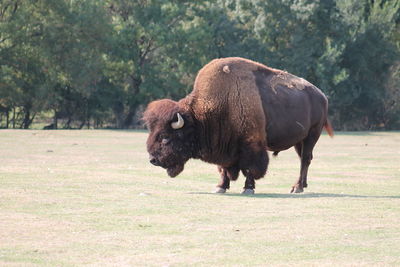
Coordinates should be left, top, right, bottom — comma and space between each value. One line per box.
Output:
0, 0, 53, 128
39, 0, 112, 128
0, 0, 399, 130
101, 0, 191, 128
234, 0, 400, 130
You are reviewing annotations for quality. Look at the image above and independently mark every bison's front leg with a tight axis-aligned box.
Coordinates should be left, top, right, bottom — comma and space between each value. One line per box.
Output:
239, 142, 269, 194
214, 165, 239, 193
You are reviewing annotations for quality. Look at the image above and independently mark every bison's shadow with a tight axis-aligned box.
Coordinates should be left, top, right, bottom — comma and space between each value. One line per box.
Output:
187, 192, 400, 199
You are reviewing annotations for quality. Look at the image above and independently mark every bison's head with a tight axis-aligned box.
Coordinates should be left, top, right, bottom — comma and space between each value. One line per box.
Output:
143, 99, 196, 177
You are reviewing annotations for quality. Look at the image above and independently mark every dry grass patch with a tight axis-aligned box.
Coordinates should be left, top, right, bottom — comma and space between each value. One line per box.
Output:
1, 130, 399, 266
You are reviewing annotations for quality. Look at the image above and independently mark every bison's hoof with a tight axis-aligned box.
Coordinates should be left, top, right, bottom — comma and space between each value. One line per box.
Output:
290, 186, 304, 193
214, 187, 226, 194
242, 188, 255, 195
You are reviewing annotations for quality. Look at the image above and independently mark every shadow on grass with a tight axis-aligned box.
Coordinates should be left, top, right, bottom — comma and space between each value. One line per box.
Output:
187, 192, 400, 199
104, 129, 148, 133
329, 131, 400, 136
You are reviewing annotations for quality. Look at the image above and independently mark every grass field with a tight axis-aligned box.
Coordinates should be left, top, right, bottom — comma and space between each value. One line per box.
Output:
1, 130, 399, 266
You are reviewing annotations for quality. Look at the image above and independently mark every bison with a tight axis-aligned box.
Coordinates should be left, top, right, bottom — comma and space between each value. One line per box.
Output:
143, 57, 333, 194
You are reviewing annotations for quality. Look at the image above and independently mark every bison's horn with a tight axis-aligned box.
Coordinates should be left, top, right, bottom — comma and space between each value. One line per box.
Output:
171, 113, 184, 129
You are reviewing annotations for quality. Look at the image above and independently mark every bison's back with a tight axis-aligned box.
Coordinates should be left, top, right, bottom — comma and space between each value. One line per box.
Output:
188, 57, 328, 154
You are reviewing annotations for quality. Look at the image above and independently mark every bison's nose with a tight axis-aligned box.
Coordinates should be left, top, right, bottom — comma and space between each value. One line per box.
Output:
149, 156, 159, 166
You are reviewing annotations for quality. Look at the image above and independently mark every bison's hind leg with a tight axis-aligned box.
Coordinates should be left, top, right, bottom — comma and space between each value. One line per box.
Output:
294, 143, 308, 188
291, 127, 322, 193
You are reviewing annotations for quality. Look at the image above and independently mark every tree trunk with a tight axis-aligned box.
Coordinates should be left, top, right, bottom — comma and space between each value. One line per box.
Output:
12, 107, 16, 129
5, 109, 9, 128
64, 117, 72, 129
53, 109, 58, 129
123, 105, 137, 128
85, 100, 90, 129
123, 75, 142, 128
113, 101, 124, 129
23, 109, 30, 129
78, 120, 85, 129
86, 115, 90, 129
22, 107, 35, 129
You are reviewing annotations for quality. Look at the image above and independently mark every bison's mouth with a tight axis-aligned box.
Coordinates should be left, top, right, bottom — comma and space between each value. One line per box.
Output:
166, 164, 184, 178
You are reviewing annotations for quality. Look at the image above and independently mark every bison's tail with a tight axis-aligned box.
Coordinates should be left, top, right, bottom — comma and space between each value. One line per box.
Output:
324, 119, 334, 138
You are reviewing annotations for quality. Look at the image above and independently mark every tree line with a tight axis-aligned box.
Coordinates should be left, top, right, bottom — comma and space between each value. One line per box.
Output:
1, 0, 399, 130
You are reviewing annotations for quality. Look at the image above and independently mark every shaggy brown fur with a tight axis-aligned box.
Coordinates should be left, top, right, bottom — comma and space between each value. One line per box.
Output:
143, 57, 333, 193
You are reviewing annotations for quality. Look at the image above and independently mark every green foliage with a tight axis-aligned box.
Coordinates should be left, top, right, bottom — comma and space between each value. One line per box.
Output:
235, 0, 400, 130
0, 0, 399, 129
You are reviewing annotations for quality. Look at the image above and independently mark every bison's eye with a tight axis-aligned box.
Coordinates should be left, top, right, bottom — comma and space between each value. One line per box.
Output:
161, 138, 170, 145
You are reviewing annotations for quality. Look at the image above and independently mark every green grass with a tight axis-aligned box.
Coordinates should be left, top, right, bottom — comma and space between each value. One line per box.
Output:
1, 130, 399, 266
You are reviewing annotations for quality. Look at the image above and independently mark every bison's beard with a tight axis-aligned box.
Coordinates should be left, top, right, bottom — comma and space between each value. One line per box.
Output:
166, 164, 184, 178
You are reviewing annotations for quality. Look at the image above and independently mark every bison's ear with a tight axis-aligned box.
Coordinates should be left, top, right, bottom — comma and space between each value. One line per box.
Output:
171, 113, 185, 129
